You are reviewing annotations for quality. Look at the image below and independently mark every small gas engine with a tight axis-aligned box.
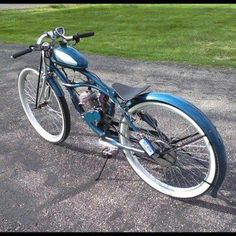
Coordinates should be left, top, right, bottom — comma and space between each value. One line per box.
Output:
79, 89, 113, 129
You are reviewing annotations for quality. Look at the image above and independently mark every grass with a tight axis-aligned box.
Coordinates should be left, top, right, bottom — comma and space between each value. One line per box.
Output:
0, 4, 236, 68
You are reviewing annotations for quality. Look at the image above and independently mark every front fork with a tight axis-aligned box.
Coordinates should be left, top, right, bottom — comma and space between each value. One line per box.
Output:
35, 75, 49, 108
35, 50, 51, 108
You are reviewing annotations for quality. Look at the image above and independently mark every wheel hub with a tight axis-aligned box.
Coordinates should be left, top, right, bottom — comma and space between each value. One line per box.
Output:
152, 140, 177, 167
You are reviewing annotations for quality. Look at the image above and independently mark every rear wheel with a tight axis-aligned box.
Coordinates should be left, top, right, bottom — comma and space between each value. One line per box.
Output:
119, 101, 219, 199
18, 68, 71, 144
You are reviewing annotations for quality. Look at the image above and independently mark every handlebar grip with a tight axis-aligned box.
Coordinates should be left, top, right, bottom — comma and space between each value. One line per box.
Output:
78, 32, 95, 38
73, 32, 95, 42
11, 48, 33, 59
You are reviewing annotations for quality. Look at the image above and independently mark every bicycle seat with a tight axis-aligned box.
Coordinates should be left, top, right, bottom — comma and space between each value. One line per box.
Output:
112, 82, 150, 101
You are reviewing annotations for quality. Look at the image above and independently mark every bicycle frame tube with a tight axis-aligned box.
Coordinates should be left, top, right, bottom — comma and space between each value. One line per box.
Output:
48, 62, 140, 137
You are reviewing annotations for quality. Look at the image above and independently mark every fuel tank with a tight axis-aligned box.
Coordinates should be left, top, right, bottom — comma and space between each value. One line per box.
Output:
51, 44, 88, 70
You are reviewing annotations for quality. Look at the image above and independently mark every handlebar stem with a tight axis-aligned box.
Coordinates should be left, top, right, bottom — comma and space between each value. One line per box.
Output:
36, 31, 73, 46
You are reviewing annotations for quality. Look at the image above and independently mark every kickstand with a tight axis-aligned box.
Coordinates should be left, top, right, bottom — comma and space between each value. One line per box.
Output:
95, 143, 119, 181
95, 154, 110, 181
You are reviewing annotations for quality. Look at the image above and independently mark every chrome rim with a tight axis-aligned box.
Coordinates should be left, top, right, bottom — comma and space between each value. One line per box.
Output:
120, 102, 216, 198
18, 68, 65, 143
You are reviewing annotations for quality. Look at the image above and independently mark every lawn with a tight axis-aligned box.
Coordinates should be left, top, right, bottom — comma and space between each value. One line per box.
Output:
0, 4, 236, 67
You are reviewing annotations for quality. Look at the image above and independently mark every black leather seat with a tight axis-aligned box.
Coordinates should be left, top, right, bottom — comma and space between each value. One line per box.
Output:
112, 82, 150, 101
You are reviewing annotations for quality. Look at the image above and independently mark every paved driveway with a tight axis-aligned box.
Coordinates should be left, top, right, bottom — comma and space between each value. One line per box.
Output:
0, 44, 236, 232
0, 4, 53, 10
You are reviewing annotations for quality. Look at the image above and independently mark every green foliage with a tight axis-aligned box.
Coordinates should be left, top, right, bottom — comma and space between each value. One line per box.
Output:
1, 4, 236, 67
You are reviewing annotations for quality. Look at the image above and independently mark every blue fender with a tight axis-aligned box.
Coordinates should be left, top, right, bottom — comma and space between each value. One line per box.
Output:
127, 92, 227, 198
46, 76, 64, 97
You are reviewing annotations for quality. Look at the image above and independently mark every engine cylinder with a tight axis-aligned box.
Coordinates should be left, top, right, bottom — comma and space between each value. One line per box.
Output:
80, 90, 99, 111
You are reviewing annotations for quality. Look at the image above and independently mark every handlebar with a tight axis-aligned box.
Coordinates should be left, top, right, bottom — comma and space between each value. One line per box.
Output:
37, 29, 95, 45
11, 46, 34, 59
11, 27, 95, 59
73, 32, 95, 42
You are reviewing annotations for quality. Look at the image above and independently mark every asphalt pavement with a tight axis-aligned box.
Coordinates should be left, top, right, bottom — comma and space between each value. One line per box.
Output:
0, 4, 53, 10
0, 44, 236, 232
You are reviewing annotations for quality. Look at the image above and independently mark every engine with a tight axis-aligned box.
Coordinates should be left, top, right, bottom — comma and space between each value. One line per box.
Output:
79, 89, 112, 128
79, 90, 100, 111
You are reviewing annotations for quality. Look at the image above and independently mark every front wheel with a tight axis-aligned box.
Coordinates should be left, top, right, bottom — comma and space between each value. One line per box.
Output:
119, 100, 220, 199
18, 68, 71, 144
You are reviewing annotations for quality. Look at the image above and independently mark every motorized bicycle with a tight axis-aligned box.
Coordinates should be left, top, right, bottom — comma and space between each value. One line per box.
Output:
11, 27, 227, 199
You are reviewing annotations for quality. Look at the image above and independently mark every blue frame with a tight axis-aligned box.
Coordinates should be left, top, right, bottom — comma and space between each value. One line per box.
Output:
47, 59, 139, 137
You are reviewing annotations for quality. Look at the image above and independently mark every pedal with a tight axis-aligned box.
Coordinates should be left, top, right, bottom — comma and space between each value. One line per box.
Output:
98, 138, 119, 158
102, 147, 118, 158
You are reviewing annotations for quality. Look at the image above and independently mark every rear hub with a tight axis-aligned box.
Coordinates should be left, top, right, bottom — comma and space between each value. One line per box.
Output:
152, 140, 177, 167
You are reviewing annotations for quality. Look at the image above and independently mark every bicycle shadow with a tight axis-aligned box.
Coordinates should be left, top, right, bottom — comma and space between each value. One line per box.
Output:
59, 134, 236, 216
58, 140, 141, 182
180, 161, 236, 216
58, 142, 101, 157
59, 137, 127, 162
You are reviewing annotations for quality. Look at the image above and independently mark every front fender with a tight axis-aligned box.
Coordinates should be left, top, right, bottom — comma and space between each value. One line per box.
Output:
46, 76, 64, 97
127, 92, 227, 198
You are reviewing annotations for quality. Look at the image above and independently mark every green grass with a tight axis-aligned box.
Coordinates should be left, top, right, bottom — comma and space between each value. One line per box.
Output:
1, 4, 236, 67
